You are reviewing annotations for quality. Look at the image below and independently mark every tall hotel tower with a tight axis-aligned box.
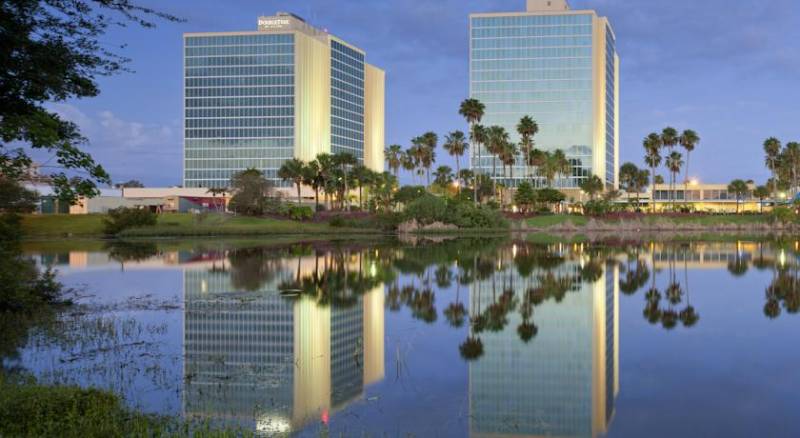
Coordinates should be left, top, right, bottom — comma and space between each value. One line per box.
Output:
470, 0, 619, 190
183, 13, 385, 188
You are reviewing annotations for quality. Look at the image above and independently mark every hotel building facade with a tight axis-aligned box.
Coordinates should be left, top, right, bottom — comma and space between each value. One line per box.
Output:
470, 0, 619, 190
183, 13, 385, 189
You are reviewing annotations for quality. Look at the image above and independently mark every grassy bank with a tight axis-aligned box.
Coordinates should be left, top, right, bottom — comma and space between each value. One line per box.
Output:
20, 213, 381, 239
520, 214, 784, 231
0, 379, 249, 437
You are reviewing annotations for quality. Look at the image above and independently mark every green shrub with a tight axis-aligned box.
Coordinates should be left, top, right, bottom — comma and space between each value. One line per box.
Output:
403, 195, 508, 229
770, 206, 797, 225
403, 194, 449, 225
583, 200, 613, 216
393, 186, 427, 205
288, 205, 314, 221
102, 208, 157, 235
329, 216, 346, 227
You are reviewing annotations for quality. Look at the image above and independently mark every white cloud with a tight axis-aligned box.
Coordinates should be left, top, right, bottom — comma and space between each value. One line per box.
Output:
47, 103, 182, 185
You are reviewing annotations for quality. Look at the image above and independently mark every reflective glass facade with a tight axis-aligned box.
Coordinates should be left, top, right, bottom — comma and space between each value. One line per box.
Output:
470, 11, 618, 189
330, 40, 365, 160
184, 34, 295, 188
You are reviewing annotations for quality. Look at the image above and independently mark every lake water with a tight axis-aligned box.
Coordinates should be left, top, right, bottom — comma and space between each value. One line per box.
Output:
7, 237, 800, 437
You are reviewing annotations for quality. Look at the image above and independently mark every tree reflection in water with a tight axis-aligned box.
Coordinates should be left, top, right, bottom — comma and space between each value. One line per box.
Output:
203, 238, 800, 362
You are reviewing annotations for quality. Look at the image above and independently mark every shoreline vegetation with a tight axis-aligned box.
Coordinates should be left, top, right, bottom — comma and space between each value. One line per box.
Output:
20, 212, 796, 240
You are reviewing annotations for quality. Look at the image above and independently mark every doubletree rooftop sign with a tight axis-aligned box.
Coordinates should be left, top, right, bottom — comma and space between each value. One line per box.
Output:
257, 17, 290, 30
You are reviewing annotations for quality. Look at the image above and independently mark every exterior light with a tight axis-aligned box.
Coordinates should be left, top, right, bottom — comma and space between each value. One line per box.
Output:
689, 178, 699, 187
780, 192, 788, 199
453, 180, 460, 188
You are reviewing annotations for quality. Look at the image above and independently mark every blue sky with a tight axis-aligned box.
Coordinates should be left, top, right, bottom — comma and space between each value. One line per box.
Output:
52, 0, 800, 187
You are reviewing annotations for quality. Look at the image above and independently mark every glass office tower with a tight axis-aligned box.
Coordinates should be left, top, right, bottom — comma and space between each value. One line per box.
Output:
470, 0, 619, 189
184, 13, 385, 189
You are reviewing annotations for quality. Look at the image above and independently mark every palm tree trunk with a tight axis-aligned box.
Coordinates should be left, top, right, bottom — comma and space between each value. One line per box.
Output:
684, 152, 691, 209
314, 188, 320, 211
651, 165, 656, 213
455, 156, 461, 194
296, 183, 301, 205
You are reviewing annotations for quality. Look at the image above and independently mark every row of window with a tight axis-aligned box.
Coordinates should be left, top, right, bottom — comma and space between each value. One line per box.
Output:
185, 147, 293, 159
185, 177, 289, 189
331, 115, 363, 132
185, 71, 293, 87
185, 127, 294, 139
185, 94, 294, 108
472, 89, 591, 103
472, 35, 593, 50
472, 57, 592, 71
481, 100, 592, 114
185, 158, 294, 170
331, 144, 364, 160
332, 94, 364, 115
186, 117, 294, 128
186, 104, 294, 118
331, 134, 364, 152
472, 24, 592, 38
473, 67, 591, 82
185, 138, 294, 149
184, 44, 294, 58
472, 46, 592, 60
185, 34, 294, 46
185, 43, 295, 57
186, 82, 293, 97
331, 77, 364, 99
185, 63, 294, 77
332, 106, 361, 122
186, 53, 293, 67
472, 79, 592, 92
472, 14, 593, 28
331, 40, 365, 63
654, 190, 754, 201
331, 58, 364, 83
332, 125, 364, 141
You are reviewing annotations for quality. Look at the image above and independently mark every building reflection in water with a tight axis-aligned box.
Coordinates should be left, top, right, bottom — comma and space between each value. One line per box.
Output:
181, 250, 385, 434
467, 245, 619, 438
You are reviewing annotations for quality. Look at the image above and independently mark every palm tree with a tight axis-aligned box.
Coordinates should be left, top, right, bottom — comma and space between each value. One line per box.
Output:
551, 149, 571, 187
679, 130, 700, 205
619, 162, 640, 206
351, 164, 374, 209
753, 185, 770, 213
643, 133, 663, 213
278, 158, 305, 204
385, 144, 403, 180
332, 152, 357, 210
315, 153, 335, 208
486, 126, 509, 198
499, 141, 517, 206
500, 141, 517, 181
661, 127, 679, 151
433, 166, 454, 187
764, 137, 782, 199
206, 187, 228, 212
517, 116, 539, 179
400, 150, 417, 185
302, 160, 323, 211
728, 179, 749, 214
665, 151, 684, 211
444, 131, 468, 190
420, 131, 438, 187
580, 175, 605, 201
459, 99, 486, 205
